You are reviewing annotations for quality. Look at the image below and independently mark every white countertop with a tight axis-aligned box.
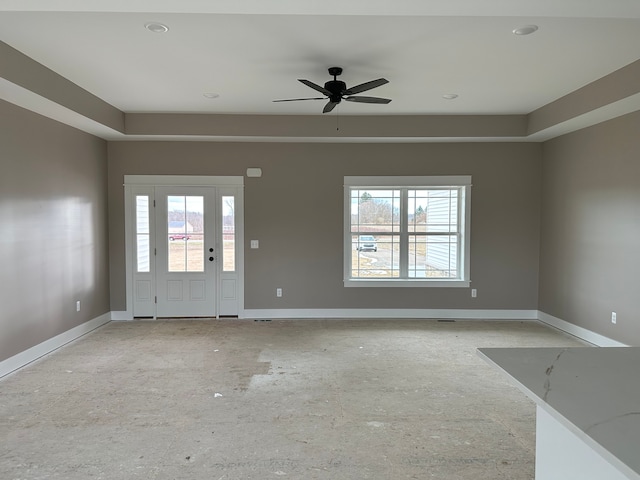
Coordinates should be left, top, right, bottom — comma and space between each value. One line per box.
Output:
478, 347, 640, 480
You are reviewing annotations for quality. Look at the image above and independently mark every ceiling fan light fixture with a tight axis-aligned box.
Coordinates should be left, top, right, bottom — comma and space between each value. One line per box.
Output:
145, 22, 169, 33
273, 67, 391, 113
512, 25, 538, 36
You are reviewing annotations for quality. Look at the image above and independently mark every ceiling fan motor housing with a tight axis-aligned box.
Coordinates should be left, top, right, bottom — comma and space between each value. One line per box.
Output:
325, 80, 346, 102
325, 67, 346, 102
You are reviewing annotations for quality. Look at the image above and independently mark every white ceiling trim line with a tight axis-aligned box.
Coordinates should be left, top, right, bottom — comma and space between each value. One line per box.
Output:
528, 92, 640, 142
115, 135, 535, 144
2, 0, 640, 18
3, 74, 635, 144
0, 77, 123, 139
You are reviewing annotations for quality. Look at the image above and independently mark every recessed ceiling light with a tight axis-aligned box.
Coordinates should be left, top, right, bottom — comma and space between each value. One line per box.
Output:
203, 93, 220, 99
442, 94, 459, 100
512, 25, 539, 36
145, 22, 169, 33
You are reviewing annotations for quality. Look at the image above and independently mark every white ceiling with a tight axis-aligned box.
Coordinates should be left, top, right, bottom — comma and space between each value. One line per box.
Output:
1, 0, 640, 139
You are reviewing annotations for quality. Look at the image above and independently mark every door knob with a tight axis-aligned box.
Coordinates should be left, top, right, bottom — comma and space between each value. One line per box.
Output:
209, 248, 214, 252
209, 256, 214, 262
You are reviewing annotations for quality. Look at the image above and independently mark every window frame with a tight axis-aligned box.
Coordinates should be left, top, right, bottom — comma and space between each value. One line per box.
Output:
343, 176, 471, 288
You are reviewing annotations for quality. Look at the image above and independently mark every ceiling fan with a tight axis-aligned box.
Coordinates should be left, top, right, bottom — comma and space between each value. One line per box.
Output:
273, 67, 391, 113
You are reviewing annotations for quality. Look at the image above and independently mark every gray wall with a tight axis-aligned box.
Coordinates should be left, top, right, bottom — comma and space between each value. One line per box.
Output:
0, 100, 110, 362
8, 98, 639, 360
3, 89, 639, 362
108, 141, 542, 313
539, 110, 640, 345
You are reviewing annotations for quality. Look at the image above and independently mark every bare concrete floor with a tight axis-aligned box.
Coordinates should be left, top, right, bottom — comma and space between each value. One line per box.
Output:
1, 319, 586, 479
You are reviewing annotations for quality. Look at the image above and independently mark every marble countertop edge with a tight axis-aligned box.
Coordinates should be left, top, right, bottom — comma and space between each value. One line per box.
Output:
477, 347, 640, 480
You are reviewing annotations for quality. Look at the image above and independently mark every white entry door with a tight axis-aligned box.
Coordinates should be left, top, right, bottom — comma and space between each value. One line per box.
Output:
155, 186, 216, 317
126, 176, 244, 319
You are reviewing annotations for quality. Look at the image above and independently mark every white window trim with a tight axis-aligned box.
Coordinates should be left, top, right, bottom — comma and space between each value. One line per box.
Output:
124, 175, 243, 186
343, 176, 471, 288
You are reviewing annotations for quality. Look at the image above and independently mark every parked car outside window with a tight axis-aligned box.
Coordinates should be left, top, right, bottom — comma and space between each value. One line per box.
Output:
357, 235, 377, 252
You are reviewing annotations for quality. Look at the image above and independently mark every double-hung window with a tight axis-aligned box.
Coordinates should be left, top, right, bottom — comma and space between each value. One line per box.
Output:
344, 176, 471, 287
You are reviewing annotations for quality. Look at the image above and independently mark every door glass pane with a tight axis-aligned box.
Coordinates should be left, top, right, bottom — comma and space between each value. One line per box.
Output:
222, 196, 235, 272
167, 195, 204, 272
136, 195, 150, 272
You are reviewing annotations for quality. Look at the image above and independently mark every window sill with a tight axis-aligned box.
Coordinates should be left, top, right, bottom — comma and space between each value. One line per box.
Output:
344, 279, 470, 288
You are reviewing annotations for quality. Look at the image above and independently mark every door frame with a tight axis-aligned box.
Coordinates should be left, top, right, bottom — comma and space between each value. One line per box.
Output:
123, 175, 245, 319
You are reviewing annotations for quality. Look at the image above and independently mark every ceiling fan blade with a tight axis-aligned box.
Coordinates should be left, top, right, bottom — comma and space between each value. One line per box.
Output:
345, 96, 392, 104
273, 97, 325, 102
323, 101, 339, 113
343, 78, 389, 95
298, 79, 332, 96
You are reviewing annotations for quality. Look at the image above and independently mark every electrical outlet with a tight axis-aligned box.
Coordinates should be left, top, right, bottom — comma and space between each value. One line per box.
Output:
76, 301, 81, 312
250, 240, 259, 249
471, 289, 477, 298
276, 288, 282, 297
611, 312, 617, 324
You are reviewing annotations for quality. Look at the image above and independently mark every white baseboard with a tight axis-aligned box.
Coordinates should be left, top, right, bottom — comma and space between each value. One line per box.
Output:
0, 312, 111, 378
537, 311, 627, 347
242, 308, 538, 320
2, 310, 620, 379
111, 311, 133, 321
